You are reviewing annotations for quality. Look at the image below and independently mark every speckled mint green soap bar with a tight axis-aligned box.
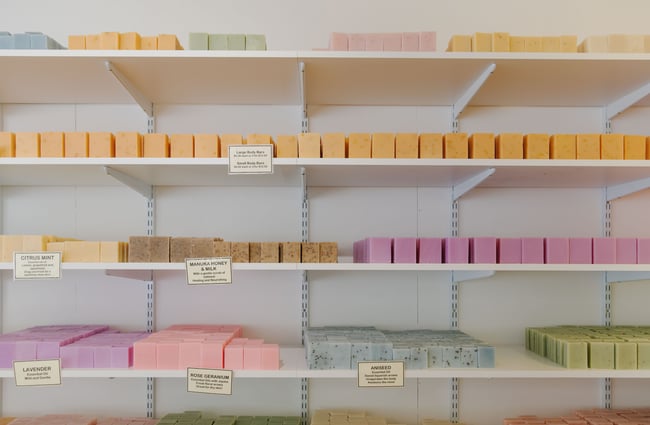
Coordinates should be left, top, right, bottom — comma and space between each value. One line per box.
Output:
189, 32, 209, 50
208, 34, 228, 50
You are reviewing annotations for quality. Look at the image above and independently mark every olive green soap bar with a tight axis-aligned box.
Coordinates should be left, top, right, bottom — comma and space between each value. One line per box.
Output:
564, 341, 588, 369
209, 34, 228, 50
615, 342, 637, 369
638, 342, 650, 369
227, 34, 246, 50
589, 341, 614, 369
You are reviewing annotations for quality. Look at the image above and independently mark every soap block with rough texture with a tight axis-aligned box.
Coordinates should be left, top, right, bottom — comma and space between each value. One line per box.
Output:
577, 134, 600, 159
249, 242, 261, 262
170, 237, 192, 263
128, 236, 150, 262
298, 133, 321, 158
41, 132, 64, 157
395, 133, 418, 158
141, 36, 157, 50
321, 133, 346, 158
419, 133, 443, 158
393, 238, 416, 263
120, 32, 141, 50
624, 134, 646, 159
471, 237, 497, 263
593, 238, 616, 264
371, 133, 395, 158
220, 134, 244, 157
209, 34, 228, 50
150, 236, 170, 262
319, 242, 338, 263
89, 132, 115, 157
64, 132, 89, 157
143, 133, 169, 158
189, 33, 209, 50
444, 133, 468, 159
261, 242, 280, 263
0, 132, 15, 157
194, 134, 219, 158
68, 35, 85, 49
231, 242, 250, 262
569, 238, 592, 264
348, 133, 371, 158
213, 240, 231, 258
545, 238, 569, 264
246, 35, 266, 50
227, 34, 246, 50
101, 32, 119, 49
616, 238, 637, 264
445, 238, 469, 263
158, 34, 182, 50
492, 32, 510, 52
417, 238, 443, 263
496, 133, 523, 159
115, 132, 143, 157
170, 134, 194, 158
509, 36, 526, 52
601, 134, 624, 160
275, 135, 298, 158
191, 238, 214, 258
15, 132, 40, 157
524, 133, 549, 159
301, 242, 319, 263
472, 32, 491, 52
447, 35, 471, 52
64, 241, 100, 262
521, 238, 544, 264
469, 133, 495, 159
498, 238, 521, 264
550, 134, 576, 159
281, 242, 301, 263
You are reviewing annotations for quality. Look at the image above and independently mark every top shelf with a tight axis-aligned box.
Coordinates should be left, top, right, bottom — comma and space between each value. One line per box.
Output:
3, 50, 650, 106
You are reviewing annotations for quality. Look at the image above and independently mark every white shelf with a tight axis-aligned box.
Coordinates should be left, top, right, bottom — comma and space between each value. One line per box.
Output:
0, 346, 647, 379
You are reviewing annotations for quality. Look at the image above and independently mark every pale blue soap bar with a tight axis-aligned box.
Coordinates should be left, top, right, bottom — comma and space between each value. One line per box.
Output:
371, 339, 393, 361
0, 32, 12, 49
208, 34, 228, 50
328, 339, 351, 369
460, 346, 478, 368
427, 345, 443, 367
13, 33, 30, 48
307, 339, 330, 370
408, 346, 428, 369
392, 346, 410, 362
350, 341, 372, 366
29, 33, 58, 49
442, 346, 462, 368
227, 34, 246, 50
477, 345, 495, 368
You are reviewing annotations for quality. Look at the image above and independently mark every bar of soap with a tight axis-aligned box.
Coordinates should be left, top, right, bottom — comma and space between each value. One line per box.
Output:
40, 132, 64, 157
560, 35, 578, 52
213, 240, 231, 257
68, 35, 85, 49
545, 238, 569, 264
469, 133, 494, 159
365, 34, 383, 51
143, 133, 169, 158
577, 134, 600, 159
301, 242, 319, 263
64, 241, 100, 262
637, 342, 650, 369
189, 32, 209, 50
170, 134, 194, 158
141, 36, 157, 50
194, 134, 219, 158
524, 133, 549, 159
150, 236, 171, 262
498, 238, 521, 264
349, 34, 366, 51
281, 242, 301, 263
191, 238, 214, 258
0, 132, 15, 157
170, 237, 192, 263
395, 133, 418, 158
247, 133, 273, 146
638, 238, 650, 264
525, 37, 543, 52
588, 341, 614, 368
565, 341, 588, 369
348, 133, 371, 158
115, 132, 143, 157
444, 133, 468, 158
128, 236, 150, 262
63, 132, 89, 157
419, 133, 443, 158
227, 34, 246, 50
624, 134, 646, 159
363, 237, 391, 263
509, 36, 526, 52
402, 32, 419, 51
100, 241, 124, 262
245, 34, 266, 51
521, 238, 544, 264
275, 135, 298, 158
231, 242, 250, 263
158, 34, 183, 50
85, 34, 101, 49
593, 238, 616, 264
492, 32, 510, 52
496, 133, 523, 159
321, 133, 346, 158
419, 32, 436, 51
445, 237, 469, 263
371, 133, 395, 158
15, 132, 40, 157
601, 134, 624, 160
120, 32, 141, 50
472, 32, 491, 52
298, 132, 321, 158
569, 238, 592, 264
319, 242, 338, 263
393, 237, 416, 264
261, 242, 280, 263
22, 235, 49, 251
616, 238, 637, 264
249, 242, 261, 263
615, 342, 637, 369
89, 132, 115, 157
208, 34, 228, 50
471, 237, 497, 263
101, 32, 119, 49
329, 32, 348, 51
220, 134, 244, 157
542, 36, 561, 52
417, 238, 442, 263
447, 35, 471, 52
550, 134, 576, 159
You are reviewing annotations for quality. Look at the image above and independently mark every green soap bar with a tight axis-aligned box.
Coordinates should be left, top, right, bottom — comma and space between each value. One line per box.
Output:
246, 34, 266, 50
227, 34, 246, 50
638, 342, 650, 369
589, 341, 614, 369
189, 32, 209, 50
615, 342, 637, 369
565, 341, 588, 369
209, 34, 228, 50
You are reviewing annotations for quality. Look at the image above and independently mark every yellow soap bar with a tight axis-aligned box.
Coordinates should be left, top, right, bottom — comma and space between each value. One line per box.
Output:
100, 241, 124, 262
542, 37, 561, 52
47, 242, 64, 253
447, 35, 471, 52
143, 133, 169, 158
606, 34, 627, 52
525, 37, 543, 52
298, 132, 321, 158
85, 34, 101, 50
395, 133, 418, 158
576, 134, 600, 159
601, 134, 624, 160
496, 133, 523, 159
559, 35, 578, 52
247, 133, 273, 145
626, 35, 644, 53
492, 32, 510, 52
275, 135, 298, 158
115, 132, 143, 157
141, 36, 158, 50
89, 132, 115, 157
68, 35, 85, 49
63, 241, 100, 262
579, 36, 607, 53
348, 133, 371, 158
509, 36, 526, 52
170, 134, 194, 158
15, 132, 40, 157
647, 137, 650, 159
624, 135, 646, 160
220, 134, 244, 157
469, 133, 495, 159
550, 134, 576, 159
158, 34, 183, 50
322, 133, 346, 158
419, 133, 443, 158
472, 32, 492, 52
194, 134, 219, 158
371, 133, 395, 158
0, 132, 15, 157
444, 133, 468, 159
2, 235, 23, 262
40, 132, 64, 158
101, 32, 119, 49
22, 235, 49, 251
524, 133, 550, 159
64, 132, 89, 157
120, 32, 141, 50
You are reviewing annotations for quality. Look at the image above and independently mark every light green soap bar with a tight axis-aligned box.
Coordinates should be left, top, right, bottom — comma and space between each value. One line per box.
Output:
589, 341, 614, 369
637, 342, 650, 369
564, 341, 588, 369
615, 342, 637, 369
227, 34, 246, 50
208, 34, 228, 50
246, 34, 267, 50
189, 32, 208, 50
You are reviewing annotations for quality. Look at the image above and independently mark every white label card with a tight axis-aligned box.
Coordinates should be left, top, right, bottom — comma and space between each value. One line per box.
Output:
187, 368, 233, 395
185, 257, 232, 285
228, 144, 273, 174
14, 359, 62, 387
357, 361, 405, 388
14, 252, 62, 280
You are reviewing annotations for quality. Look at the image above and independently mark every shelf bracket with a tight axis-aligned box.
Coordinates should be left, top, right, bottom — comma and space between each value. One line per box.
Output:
299, 62, 309, 133
605, 177, 650, 202
452, 168, 495, 201
604, 80, 650, 123
452, 270, 495, 283
606, 271, 650, 283
105, 60, 154, 118
450, 63, 496, 131
105, 269, 154, 281
105, 166, 153, 200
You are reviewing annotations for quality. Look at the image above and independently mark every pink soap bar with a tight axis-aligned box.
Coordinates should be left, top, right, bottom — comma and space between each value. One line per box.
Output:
260, 343, 280, 370
349, 34, 366, 51
521, 238, 544, 264
569, 238, 592, 264
353, 240, 363, 262
545, 238, 569, 264
224, 343, 244, 369
498, 238, 521, 264
133, 340, 157, 369
329, 32, 349, 51
14, 340, 37, 361
94, 346, 112, 368
382, 33, 402, 51
445, 237, 469, 263
417, 238, 443, 263
0, 341, 16, 367
393, 237, 417, 263
402, 32, 419, 51
201, 341, 224, 368
77, 346, 94, 368
59, 346, 78, 368
593, 238, 616, 264
471, 237, 497, 263
365, 33, 383, 51
419, 32, 436, 51
111, 346, 132, 368
243, 344, 263, 369
156, 341, 180, 369
179, 341, 202, 369
638, 238, 650, 264
36, 340, 61, 360
365, 237, 392, 263
616, 238, 637, 264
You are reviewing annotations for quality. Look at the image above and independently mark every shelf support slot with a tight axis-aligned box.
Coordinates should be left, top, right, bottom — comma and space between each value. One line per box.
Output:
451, 63, 496, 132
300, 166, 309, 424
605, 177, 650, 202
105, 166, 153, 200
105, 60, 154, 118
603, 80, 650, 131
299, 62, 309, 133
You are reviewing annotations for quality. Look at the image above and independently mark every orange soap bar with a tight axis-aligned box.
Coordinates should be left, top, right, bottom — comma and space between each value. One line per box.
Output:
275, 135, 298, 158
220, 134, 244, 157
64, 132, 89, 157
395, 133, 418, 158
492, 32, 510, 52
101, 32, 119, 49
141, 36, 157, 50
0, 132, 15, 157
158, 34, 183, 50
120, 32, 141, 50
170, 134, 194, 158
15, 132, 40, 157
524, 133, 549, 159
322, 133, 346, 158
68, 35, 85, 49
444, 133, 468, 159
469, 133, 495, 159
85, 34, 101, 49
144, 133, 169, 158
601, 134, 624, 160
496, 133, 523, 159
348, 133, 371, 158
298, 132, 321, 158
89, 132, 115, 157
40, 132, 65, 157
550, 134, 576, 159
419, 133, 443, 158
194, 134, 219, 158
247, 133, 273, 145
624, 135, 645, 160
371, 133, 395, 158
576, 134, 600, 159
115, 132, 143, 157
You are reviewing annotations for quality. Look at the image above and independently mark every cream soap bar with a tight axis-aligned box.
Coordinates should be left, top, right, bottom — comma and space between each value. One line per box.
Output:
444, 133, 468, 159
115, 132, 143, 157
524, 133, 549, 159
601, 134, 624, 160
275, 135, 298, 158
371, 133, 395, 158
220, 134, 244, 157
64, 132, 89, 157
577, 134, 600, 159
550, 134, 576, 159
170, 134, 194, 158
298, 133, 321, 158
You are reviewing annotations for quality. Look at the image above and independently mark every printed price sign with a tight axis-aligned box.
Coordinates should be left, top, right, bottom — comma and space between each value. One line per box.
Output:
14, 252, 62, 280
357, 361, 404, 388
228, 144, 273, 174
185, 257, 232, 285
187, 367, 233, 395
14, 359, 62, 387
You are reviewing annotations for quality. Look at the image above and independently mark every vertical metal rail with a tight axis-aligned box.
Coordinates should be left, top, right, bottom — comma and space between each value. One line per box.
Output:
602, 195, 612, 409
450, 199, 460, 423
300, 167, 309, 425
145, 114, 156, 419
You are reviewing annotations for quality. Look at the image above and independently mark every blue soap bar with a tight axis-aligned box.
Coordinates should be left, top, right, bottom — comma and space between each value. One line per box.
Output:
350, 341, 371, 366
0, 33, 13, 49
442, 346, 462, 368
427, 345, 443, 367
408, 346, 428, 369
477, 345, 495, 368
13, 33, 30, 49
328, 339, 351, 369
460, 346, 478, 368
392, 346, 410, 362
